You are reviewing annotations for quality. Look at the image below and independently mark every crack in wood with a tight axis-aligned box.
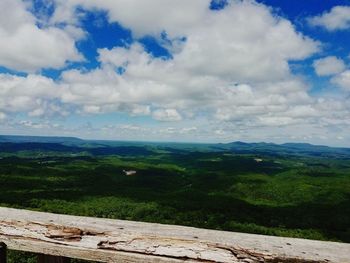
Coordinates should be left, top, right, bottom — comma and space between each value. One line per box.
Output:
44, 224, 106, 242
209, 244, 269, 261
0, 223, 336, 263
96, 236, 278, 262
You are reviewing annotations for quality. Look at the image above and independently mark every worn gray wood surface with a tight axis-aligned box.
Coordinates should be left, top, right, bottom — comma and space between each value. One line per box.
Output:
0, 207, 349, 262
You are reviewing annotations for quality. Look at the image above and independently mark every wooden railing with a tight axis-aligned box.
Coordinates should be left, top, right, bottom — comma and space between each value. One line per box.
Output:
0, 207, 349, 262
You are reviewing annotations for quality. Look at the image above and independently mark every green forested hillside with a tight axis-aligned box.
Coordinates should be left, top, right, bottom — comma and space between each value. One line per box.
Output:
1, 140, 350, 262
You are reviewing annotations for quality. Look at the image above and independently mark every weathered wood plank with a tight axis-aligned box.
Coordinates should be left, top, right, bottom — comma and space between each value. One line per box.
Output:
0, 207, 349, 262
0, 242, 6, 263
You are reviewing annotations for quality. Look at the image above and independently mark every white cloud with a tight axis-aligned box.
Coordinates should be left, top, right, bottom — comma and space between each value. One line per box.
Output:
51, 0, 210, 37
0, 73, 65, 117
119, 124, 145, 131
180, 127, 197, 134
0, 0, 83, 72
18, 120, 50, 129
42, 1, 337, 140
313, 56, 346, 76
57, 0, 319, 120
332, 70, 350, 91
54, 0, 319, 84
3, 0, 350, 144
152, 109, 182, 122
0, 112, 6, 121
130, 105, 151, 116
174, 2, 318, 83
308, 6, 350, 31
82, 105, 101, 114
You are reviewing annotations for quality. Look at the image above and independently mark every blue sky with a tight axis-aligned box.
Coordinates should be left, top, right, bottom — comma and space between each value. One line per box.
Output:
0, 0, 350, 146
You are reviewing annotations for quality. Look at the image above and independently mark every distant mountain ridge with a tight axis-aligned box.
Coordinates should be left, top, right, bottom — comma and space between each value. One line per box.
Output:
1, 135, 350, 158
0, 135, 83, 144
214, 141, 350, 157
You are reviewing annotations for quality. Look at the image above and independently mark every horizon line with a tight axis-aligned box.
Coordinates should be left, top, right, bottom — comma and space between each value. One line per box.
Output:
0, 133, 348, 149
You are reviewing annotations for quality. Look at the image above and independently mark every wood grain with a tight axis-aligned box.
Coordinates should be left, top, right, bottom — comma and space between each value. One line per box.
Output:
0, 207, 349, 262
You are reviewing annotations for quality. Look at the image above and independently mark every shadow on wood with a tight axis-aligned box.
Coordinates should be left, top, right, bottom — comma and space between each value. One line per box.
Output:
0, 242, 6, 263
37, 255, 70, 263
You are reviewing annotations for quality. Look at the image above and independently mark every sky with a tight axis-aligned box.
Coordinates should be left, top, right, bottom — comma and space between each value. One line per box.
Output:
0, 0, 350, 146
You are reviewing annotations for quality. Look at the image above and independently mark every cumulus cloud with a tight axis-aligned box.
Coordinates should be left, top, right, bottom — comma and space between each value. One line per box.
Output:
3, 0, 350, 144
332, 70, 350, 91
313, 56, 346, 76
51, 0, 210, 37
0, 112, 6, 121
308, 6, 350, 31
18, 120, 51, 129
53, 0, 319, 83
152, 109, 182, 122
0, 73, 66, 117
0, 0, 83, 72
55, 0, 319, 123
